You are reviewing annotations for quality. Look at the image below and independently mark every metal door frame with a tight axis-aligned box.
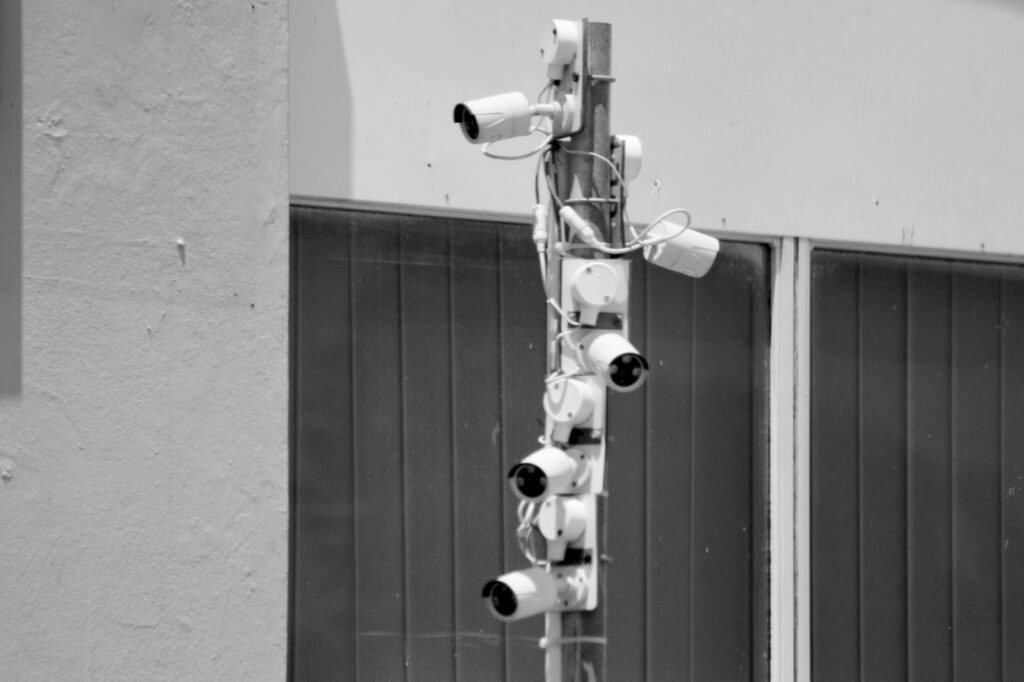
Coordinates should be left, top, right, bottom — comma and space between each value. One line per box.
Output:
773, 237, 1024, 681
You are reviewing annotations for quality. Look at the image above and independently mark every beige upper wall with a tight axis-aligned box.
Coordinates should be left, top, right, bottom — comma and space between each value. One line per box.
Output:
291, 0, 1024, 256
0, 1, 289, 678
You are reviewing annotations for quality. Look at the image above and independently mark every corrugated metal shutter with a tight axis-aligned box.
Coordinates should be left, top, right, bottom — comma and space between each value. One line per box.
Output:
810, 249, 1024, 680
290, 204, 770, 681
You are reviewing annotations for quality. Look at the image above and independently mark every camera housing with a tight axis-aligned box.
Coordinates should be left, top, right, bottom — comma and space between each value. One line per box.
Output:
562, 258, 628, 326
571, 329, 649, 393
482, 567, 559, 621
537, 494, 589, 562
540, 19, 580, 79
453, 92, 533, 144
611, 134, 643, 182
508, 445, 588, 502
540, 19, 584, 134
453, 91, 578, 144
543, 376, 602, 444
481, 565, 592, 622
643, 222, 720, 278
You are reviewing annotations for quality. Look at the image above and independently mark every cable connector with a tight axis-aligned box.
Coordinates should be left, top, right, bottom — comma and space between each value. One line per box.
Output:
558, 206, 604, 248
532, 204, 549, 252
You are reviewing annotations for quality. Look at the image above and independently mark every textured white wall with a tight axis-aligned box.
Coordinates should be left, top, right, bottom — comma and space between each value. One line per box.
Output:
0, 1, 289, 679
291, 0, 1024, 256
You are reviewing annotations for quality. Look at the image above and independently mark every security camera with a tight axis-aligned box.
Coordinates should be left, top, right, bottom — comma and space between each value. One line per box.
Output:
508, 445, 587, 501
536, 495, 588, 562
572, 330, 649, 393
482, 567, 559, 621
611, 134, 643, 182
481, 565, 591, 622
540, 19, 580, 79
643, 221, 719, 278
453, 92, 532, 144
453, 92, 576, 144
563, 258, 628, 326
543, 376, 601, 443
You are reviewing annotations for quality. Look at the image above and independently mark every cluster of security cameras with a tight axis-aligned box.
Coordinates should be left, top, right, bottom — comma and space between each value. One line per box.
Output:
453, 108, 718, 281
485, 440, 598, 621
480, 256, 647, 622
455, 18, 719, 625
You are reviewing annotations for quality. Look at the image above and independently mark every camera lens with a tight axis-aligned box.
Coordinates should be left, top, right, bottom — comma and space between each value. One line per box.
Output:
461, 110, 479, 140
453, 104, 480, 141
609, 353, 646, 388
484, 581, 518, 617
510, 463, 547, 499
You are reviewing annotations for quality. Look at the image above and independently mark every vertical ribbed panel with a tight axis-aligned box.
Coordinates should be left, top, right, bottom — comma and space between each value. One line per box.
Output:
291, 205, 769, 681
810, 250, 1024, 681
605, 244, 771, 682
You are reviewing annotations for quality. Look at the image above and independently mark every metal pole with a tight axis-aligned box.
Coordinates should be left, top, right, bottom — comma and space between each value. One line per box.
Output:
564, 20, 616, 252
552, 19, 612, 682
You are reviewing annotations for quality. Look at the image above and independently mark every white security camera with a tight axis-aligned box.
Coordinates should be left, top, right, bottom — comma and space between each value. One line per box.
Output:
508, 445, 586, 501
572, 330, 649, 393
540, 19, 580, 79
481, 565, 591, 621
453, 92, 576, 144
453, 92, 532, 144
611, 134, 643, 182
543, 376, 600, 443
536, 495, 588, 562
482, 567, 559, 621
643, 221, 719, 278
563, 258, 628, 326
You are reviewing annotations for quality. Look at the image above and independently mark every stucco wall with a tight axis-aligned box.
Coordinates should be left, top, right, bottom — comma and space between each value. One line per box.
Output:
0, 1, 289, 679
291, 0, 1024, 257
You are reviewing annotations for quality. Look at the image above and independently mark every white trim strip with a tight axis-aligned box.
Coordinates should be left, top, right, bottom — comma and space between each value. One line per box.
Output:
795, 239, 813, 682
289, 195, 533, 225
288, 196, 782, 246
770, 237, 798, 681
808, 237, 1024, 266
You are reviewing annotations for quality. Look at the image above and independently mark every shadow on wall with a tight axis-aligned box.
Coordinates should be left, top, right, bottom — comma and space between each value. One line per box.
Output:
289, 0, 352, 198
0, 0, 22, 398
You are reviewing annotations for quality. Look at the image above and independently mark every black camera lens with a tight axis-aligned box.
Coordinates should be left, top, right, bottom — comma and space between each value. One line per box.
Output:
609, 353, 647, 388
461, 110, 479, 140
453, 104, 480, 141
510, 463, 547, 499
483, 580, 518, 617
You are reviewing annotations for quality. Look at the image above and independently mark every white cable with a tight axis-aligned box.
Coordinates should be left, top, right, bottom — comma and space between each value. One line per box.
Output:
544, 368, 583, 385
530, 204, 551, 292
629, 207, 692, 244
543, 152, 565, 210
534, 149, 548, 204
516, 501, 546, 567
482, 129, 553, 161
546, 297, 580, 327
561, 148, 627, 190
531, 204, 549, 252
537, 251, 549, 295
559, 205, 692, 255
